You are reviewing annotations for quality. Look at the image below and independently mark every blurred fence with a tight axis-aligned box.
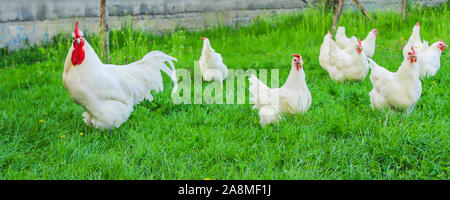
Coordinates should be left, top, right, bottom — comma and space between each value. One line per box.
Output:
0, 0, 446, 50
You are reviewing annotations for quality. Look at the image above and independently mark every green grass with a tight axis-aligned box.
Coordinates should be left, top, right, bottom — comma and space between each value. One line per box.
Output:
0, 5, 448, 180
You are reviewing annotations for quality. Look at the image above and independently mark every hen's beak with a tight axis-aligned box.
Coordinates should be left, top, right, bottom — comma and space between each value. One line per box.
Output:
76, 38, 81, 44
295, 61, 302, 70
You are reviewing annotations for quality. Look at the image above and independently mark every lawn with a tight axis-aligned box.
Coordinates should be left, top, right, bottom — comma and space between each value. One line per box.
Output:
0, 5, 448, 180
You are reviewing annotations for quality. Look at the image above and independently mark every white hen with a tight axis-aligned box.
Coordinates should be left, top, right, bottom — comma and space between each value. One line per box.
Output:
402, 23, 447, 78
249, 54, 311, 126
319, 31, 360, 72
62, 22, 178, 129
361, 29, 378, 58
418, 40, 447, 78
369, 47, 422, 114
335, 27, 352, 49
335, 26, 378, 58
199, 37, 228, 82
328, 37, 369, 82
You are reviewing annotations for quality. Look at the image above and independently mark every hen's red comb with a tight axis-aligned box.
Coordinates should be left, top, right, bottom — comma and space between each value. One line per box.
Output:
358, 38, 362, 46
411, 46, 416, 55
439, 39, 447, 46
416, 22, 420, 27
74, 21, 82, 38
201, 37, 207, 40
292, 54, 301, 59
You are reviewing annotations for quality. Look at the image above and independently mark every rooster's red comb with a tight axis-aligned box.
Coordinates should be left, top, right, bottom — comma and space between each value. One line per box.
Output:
292, 54, 301, 59
74, 21, 82, 38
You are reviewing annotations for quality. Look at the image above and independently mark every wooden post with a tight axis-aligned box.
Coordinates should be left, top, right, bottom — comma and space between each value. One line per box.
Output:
402, 0, 407, 21
100, 0, 110, 62
332, 0, 344, 33
352, 0, 372, 20
301, 0, 317, 9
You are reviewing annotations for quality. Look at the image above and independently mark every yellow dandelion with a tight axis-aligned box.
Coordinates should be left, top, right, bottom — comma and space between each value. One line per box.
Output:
79, 132, 84, 136
39, 119, 44, 123
204, 178, 211, 180
400, 37, 405, 40
60, 135, 66, 139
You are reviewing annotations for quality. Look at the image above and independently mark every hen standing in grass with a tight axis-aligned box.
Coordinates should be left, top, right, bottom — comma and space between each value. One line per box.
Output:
335, 26, 378, 58
62, 22, 178, 129
368, 47, 422, 114
403, 23, 447, 78
420, 39, 446, 78
327, 36, 369, 82
199, 37, 228, 83
249, 54, 311, 126
319, 31, 357, 72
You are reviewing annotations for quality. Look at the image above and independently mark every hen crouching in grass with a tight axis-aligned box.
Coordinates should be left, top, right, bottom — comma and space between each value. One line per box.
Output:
62, 22, 178, 129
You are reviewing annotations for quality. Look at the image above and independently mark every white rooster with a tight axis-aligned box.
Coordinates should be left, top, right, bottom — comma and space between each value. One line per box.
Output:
403, 23, 447, 78
335, 26, 378, 58
62, 22, 178, 129
249, 54, 311, 126
327, 37, 369, 82
368, 47, 422, 114
199, 37, 227, 82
